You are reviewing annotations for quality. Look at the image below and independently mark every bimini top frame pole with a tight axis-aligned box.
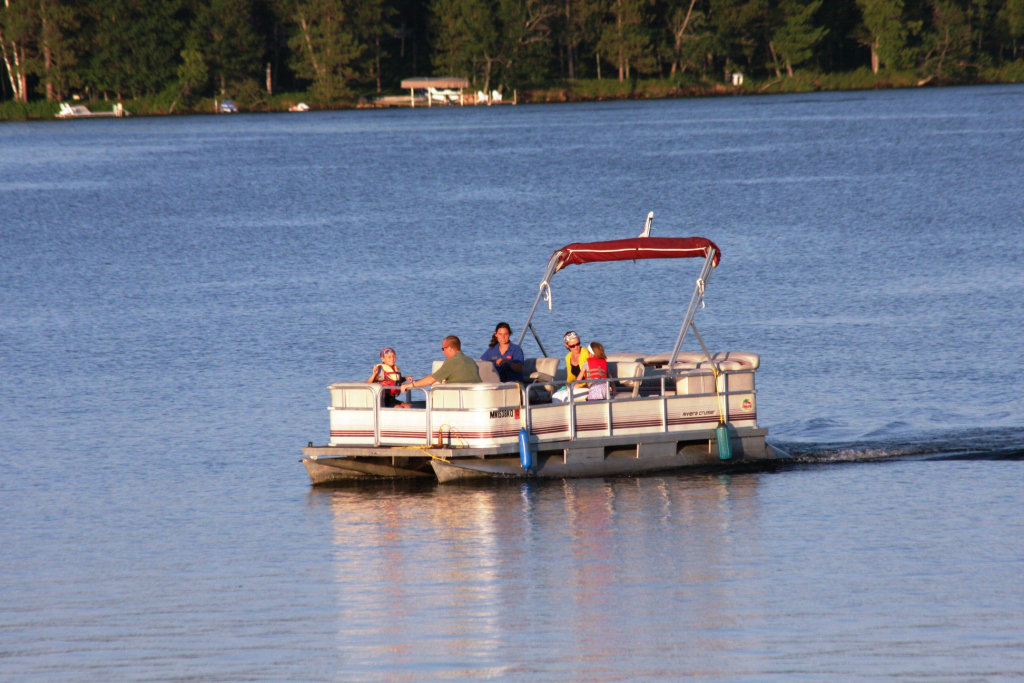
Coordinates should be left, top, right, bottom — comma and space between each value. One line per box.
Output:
516, 253, 562, 348
516, 226, 721, 353
667, 248, 717, 367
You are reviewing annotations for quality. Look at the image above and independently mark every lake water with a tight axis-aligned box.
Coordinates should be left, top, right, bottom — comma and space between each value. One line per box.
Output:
2, 85, 1023, 680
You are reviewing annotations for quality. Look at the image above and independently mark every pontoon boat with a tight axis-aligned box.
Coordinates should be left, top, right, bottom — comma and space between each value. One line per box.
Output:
302, 213, 787, 483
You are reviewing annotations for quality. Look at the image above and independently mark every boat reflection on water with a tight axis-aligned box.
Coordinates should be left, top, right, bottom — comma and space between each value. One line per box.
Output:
309, 473, 766, 675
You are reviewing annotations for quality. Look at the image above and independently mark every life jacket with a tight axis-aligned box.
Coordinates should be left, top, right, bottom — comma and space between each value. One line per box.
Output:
378, 364, 402, 396
586, 357, 608, 380
585, 357, 610, 401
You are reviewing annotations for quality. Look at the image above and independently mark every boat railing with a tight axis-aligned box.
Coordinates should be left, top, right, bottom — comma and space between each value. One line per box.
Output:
418, 382, 522, 446
329, 365, 756, 447
329, 381, 523, 447
521, 366, 757, 442
328, 382, 384, 445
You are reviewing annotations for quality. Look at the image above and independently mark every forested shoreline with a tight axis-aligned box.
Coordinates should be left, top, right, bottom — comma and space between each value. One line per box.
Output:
2, 0, 1023, 118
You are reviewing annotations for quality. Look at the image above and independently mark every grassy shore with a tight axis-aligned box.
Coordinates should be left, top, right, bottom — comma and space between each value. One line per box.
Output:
4, 62, 1023, 121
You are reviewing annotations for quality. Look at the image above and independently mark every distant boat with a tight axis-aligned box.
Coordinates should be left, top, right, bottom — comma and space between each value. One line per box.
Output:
56, 102, 129, 119
217, 99, 239, 113
288, 102, 310, 112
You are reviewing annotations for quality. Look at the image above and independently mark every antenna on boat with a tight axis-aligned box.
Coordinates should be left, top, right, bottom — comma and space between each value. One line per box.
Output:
638, 211, 654, 238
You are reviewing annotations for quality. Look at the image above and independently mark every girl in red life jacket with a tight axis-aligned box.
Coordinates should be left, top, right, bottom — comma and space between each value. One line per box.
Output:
580, 341, 612, 401
367, 347, 412, 408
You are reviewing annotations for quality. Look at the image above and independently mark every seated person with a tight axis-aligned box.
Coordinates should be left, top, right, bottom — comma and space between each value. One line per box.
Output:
402, 335, 482, 391
563, 330, 590, 384
479, 321, 524, 383
579, 341, 612, 401
367, 346, 412, 407
552, 330, 591, 403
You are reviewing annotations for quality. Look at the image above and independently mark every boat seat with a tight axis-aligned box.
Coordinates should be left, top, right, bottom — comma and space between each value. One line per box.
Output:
608, 360, 645, 398
522, 357, 559, 403
476, 360, 501, 382
639, 351, 760, 370
524, 357, 559, 384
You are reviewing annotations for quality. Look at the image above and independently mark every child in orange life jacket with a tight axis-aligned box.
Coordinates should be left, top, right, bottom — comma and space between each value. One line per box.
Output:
580, 341, 612, 401
367, 346, 412, 408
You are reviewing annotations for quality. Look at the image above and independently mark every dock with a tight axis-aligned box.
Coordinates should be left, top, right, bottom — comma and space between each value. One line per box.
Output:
371, 77, 515, 108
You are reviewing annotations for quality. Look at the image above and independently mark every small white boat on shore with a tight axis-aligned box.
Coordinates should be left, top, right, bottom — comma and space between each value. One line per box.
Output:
56, 102, 129, 118
302, 213, 787, 484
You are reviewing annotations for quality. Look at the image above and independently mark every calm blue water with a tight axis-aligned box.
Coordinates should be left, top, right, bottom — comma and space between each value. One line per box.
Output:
2, 85, 1023, 680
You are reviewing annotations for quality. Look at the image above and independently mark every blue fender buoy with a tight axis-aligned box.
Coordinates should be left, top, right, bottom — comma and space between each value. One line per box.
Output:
716, 423, 733, 461
518, 428, 535, 472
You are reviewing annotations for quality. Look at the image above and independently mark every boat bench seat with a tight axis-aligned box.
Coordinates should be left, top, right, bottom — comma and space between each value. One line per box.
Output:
522, 357, 559, 403
616, 351, 760, 371
525, 357, 559, 384
608, 360, 645, 398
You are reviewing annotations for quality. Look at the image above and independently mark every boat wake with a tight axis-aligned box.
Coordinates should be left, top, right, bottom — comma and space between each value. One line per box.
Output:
773, 426, 1024, 465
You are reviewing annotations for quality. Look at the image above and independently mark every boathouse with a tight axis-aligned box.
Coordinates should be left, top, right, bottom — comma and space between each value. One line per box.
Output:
399, 77, 470, 107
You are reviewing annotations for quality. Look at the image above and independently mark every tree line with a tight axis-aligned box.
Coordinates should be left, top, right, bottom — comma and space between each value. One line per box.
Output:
2, 0, 1023, 107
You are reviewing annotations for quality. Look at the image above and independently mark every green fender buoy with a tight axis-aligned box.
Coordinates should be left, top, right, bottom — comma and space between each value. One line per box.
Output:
716, 423, 732, 461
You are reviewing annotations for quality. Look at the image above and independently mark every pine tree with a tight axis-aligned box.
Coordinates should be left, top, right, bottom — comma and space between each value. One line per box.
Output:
856, 0, 913, 72
430, 0, 497, 88
495, 0, 558, 88
771, 0, 827, 76
284, 0, 365, 100
38, 0, 78, 100
597, 0, 655, 81
996, 0, 1024, 57
170, 35, 209, 111
191, 0, 263, 97
921, 0, 974, 79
